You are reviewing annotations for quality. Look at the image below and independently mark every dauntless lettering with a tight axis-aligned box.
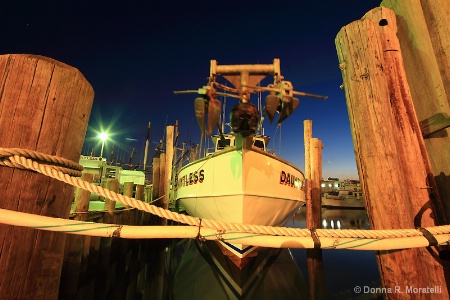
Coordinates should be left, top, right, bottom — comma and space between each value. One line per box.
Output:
175, 169, 205, 188
280, 170, 301, 189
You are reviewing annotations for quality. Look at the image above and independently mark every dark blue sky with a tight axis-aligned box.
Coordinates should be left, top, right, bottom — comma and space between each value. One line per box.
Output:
1, 1, 381, 179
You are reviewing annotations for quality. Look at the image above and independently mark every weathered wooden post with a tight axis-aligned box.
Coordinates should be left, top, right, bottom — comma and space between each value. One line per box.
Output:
380, 0, 450, 222
158, 154, 166, 203
94, 178, 119, 298
152, 157, 160, 202
60, 173, 94, 299
136, 184, 144, 201
72, 173, 94, 220
144, 185, 152, 203
165, 125, 174, 210
336, 6, 449, 297
304, 120, 325, 299
159, 153, 166, 225
135, 184, 145, 224
0, 54, 94, 299
123, 181, 134, 209
104, 178, 119, 220
151, 157, 160, 225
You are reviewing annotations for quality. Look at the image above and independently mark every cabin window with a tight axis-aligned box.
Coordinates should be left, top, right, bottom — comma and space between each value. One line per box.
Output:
253, 139, 265, 150
217, 138, 231, 150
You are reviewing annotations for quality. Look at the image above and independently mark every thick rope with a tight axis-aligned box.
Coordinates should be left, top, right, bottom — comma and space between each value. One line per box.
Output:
0, 147, 83, 177
0, 208, 449, 250
2, 151, 450, 245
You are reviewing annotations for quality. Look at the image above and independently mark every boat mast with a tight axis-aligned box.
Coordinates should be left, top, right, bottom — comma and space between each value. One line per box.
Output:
143, 121, 151, 172
175, 58, 328, 142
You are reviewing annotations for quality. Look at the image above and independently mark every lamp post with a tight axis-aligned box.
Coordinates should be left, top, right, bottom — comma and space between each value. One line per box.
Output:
99, 132, 108, 158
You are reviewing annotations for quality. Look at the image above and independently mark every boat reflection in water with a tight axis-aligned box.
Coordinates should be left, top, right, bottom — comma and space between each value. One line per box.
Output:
165, 208, 379, 299
168, 239, 307, 300
288, 206, 381, 299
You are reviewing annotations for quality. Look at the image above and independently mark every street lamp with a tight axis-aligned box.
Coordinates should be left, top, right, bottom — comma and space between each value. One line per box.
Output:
99, 132, 108, 158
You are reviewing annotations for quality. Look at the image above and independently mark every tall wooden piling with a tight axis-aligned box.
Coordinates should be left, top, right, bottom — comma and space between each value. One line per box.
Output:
304, 120, 325, 299
165, 125, 174, 210
152, 157, 160, 202
380, 0, 450, 222
336, 6, 449, 297
159, 153, 166, 225
0, 54, 94, 299
135, 184, 145, 224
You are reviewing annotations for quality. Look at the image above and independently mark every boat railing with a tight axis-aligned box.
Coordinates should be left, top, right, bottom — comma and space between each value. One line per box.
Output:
205, 147, 216, 156
267, 149, 276, 155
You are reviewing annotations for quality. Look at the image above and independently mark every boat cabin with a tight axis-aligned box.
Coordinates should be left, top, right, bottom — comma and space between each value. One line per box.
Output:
207, 134, 271, 154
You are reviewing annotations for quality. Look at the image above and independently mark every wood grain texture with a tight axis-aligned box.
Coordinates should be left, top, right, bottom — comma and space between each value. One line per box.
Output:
336, 7, 449, 298
381, 0, 450, 221
0, 54, 94, 299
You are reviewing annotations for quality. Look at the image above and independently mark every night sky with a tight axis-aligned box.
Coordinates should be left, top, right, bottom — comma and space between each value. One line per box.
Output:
1, 1, 381, 179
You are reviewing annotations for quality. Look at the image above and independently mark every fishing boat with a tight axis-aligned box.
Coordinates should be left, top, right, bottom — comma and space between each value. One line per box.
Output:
321, 179, 365, 209
174, 59, 327, 262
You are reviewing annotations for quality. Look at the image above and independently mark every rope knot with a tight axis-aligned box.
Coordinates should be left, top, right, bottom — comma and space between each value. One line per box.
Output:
216, 229, 226, 242
196, 218, 206, 242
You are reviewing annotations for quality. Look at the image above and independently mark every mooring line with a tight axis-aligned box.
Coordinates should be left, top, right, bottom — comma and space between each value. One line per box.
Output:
1, 149, 450, 251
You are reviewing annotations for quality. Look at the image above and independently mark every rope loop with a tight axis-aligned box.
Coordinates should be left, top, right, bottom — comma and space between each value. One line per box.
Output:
0, 147, 83, 177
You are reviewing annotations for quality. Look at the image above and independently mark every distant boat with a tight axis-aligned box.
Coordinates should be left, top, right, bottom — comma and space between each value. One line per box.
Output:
78, 155, 146, 201
174, 59, 327, 263
321, 179, 365, 209
78, 155, 146, 186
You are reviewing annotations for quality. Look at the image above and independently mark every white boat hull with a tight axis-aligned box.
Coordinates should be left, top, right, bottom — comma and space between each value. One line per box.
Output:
175, 146, 305, 258
321, 197, 365, 209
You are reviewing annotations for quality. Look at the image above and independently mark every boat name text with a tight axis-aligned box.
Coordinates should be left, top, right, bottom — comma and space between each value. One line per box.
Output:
175, 169, 205, 188
280, 171, 301, 189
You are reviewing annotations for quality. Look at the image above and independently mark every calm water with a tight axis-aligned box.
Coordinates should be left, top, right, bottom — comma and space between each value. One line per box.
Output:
164, 207, 382, 300
289, 206, 381, 299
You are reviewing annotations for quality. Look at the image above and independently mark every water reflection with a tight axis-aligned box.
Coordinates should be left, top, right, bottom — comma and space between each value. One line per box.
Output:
165, 207, 381, 300
288, 206, 371, 230
288, 207, 381, 299
167, 240, 307, 299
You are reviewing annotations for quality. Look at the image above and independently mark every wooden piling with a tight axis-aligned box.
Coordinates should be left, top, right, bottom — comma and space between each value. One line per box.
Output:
72, 173, 94, 220
109, 180, 133, 300
336, 6, 449, 297
152, 157, 160, 202
59, 173, 94, 299
151, 157, 161, 225
123, 181, 134, 209
304, 120, 325, 299
0, 54, 94, 299
165, 125, 174, 209
83, 218, 102, 300
104, 178, 119, 218
93, 178, 119, 298
159, 153, 166, 225
135, 184, 145, 225
380, 0, 450, 222
136, 184, 144, 201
